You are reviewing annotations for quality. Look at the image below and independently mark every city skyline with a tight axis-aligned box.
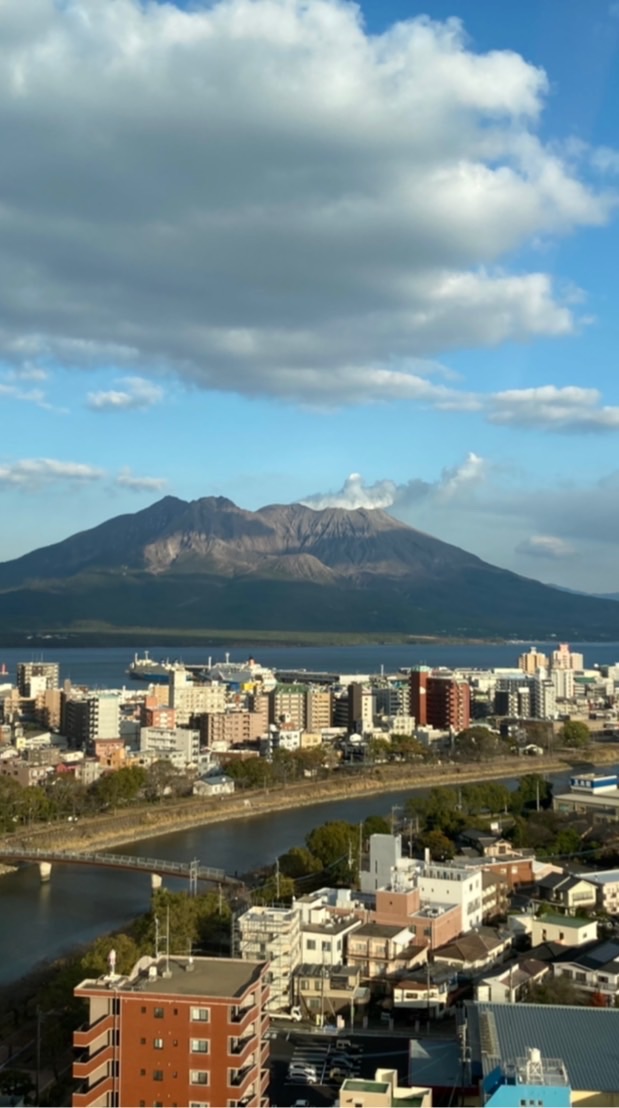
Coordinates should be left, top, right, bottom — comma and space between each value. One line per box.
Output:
2, 0, 619, 592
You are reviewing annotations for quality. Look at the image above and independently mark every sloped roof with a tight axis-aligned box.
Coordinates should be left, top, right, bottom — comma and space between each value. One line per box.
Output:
467, 1002, 619, 1093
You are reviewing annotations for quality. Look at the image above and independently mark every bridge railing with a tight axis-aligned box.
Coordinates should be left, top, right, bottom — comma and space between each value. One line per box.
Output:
0, 846, 232, 883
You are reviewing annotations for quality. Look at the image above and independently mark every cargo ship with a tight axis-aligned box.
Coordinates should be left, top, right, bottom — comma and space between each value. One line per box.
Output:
126, 651, 178, 683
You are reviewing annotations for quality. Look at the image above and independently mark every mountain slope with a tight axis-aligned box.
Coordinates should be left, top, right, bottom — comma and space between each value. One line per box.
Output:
0, 496, 616, 640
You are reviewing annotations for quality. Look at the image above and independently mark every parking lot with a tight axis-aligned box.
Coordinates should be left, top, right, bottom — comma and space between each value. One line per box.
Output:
268, 1029, 412, 1108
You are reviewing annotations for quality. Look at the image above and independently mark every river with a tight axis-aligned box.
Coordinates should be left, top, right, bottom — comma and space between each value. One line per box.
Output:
0, 763, 599, 987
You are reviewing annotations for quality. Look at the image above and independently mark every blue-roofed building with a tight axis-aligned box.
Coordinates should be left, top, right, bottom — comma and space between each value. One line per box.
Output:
465, 1002, 619, 1103
483, 1049, 571, 1107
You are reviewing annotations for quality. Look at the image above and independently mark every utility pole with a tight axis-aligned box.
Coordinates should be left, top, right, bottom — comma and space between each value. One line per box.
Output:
218, 883, 223, 914
358, 822, 363, 876
275, 858, 280, 901
536, 778, 540, 812
154, 915, 160, 959
35, 1006, 41, 1108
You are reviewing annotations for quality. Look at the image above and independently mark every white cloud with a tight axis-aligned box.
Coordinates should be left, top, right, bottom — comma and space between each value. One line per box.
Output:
0, 1, 612, 403
488, 385, 619, 431
0, 458, 104, 489
516, 534, 576, 560
115, 468, 167, 492
86, 376, 163, 411
301, 452, 487, 510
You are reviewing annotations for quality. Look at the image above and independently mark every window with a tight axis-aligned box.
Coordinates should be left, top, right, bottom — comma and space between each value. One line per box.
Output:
306, 939, 316, 951
154, 1008, 164, 1019
153, 1071, 163, 1082
140, 1038, 146, 1045
190, 1071, 209, 1086
322, 941, 330, 952
153, 1038, 163, 1050
191, 1039, 209, 1054
191, 1007, 210, 1022
141, 1006, 146, 1014
140, 1069, 146, 1077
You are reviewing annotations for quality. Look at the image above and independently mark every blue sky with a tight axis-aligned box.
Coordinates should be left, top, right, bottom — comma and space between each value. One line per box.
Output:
2, 0, 619, 592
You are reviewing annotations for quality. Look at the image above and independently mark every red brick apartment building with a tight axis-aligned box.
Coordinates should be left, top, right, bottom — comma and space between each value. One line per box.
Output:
409, 669, 470, 731
72, 955, 270, 1108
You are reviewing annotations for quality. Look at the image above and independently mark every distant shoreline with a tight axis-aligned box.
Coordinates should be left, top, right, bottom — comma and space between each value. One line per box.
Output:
0, 629, 511, 648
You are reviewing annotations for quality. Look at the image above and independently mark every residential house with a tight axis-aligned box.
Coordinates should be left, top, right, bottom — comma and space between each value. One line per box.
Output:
552, 938, 619, 1002
301, 911, 362, 966
536, 872, 597, 914
346, 923, 425, 983
192, 773, 235, 796
508, 911, 599, 948
391, 965, 457, 1018
577, 868, 619, 915
433, 927, 511, 973
293, 963, 370, 1024
475, 957, 549, 1003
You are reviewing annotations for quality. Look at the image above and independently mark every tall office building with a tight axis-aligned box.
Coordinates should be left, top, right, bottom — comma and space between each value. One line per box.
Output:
72, 954, 270, 1108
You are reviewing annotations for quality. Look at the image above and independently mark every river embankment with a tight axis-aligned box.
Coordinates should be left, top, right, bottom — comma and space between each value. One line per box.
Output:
4, 746, 618, 859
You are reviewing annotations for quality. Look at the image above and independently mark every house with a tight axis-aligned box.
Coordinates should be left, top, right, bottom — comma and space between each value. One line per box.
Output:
391, 965, 458, 1017
536, 871, 597, 914
577, 868, 619, 915
192, 772, 235, 796
552, 938, 619, 1002
346, 923, 426, 983
508, 911, 598, 948
293, 963, 370, 1024
433, 927, 511, 973
475, 957, 549, 1003
339, 1068, 431, 1108
459, 830, 516, 857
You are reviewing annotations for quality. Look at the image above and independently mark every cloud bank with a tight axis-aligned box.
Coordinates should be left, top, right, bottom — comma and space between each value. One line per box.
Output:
0, 0, 614, 404
301, 453, 487, 510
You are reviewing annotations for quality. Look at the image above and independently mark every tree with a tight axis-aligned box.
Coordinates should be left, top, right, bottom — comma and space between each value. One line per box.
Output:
365, 738, 391, 764
510, 774, 551, 814
305, 821, 359, 884
363, 815, 391, 839
559, 721, 591, 748
81, 933, 141, 978
420, 829, 455, 860
527, 975, 584, 1005
251, 873, 296, 905
454, 726, 502, 762
278, 846, 322, 879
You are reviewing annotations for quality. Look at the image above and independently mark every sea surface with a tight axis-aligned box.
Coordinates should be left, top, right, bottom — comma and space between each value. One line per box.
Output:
3, 640, 619, 689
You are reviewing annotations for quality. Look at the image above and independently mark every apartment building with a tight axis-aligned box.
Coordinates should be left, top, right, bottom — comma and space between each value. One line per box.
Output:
72, 954, 270, 1108
201, 710, 266, 748
139, 726, 200, 765
16, 661, 59, 696
418, 863, 483, 933
269, 684, 307, 729
235, 905, 301, 1012
170, 670, 226, 726
63, 693, 121, 748
408, 669, 470, 730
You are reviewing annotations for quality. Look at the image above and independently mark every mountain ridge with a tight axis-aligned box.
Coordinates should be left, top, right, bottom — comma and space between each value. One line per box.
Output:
0, 495, 616, 640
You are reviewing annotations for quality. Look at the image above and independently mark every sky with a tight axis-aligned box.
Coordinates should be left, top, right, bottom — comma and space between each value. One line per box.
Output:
2, 0, 619, 593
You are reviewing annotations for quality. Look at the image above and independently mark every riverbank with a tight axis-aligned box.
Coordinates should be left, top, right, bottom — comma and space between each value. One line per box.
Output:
5, 746, 617, 859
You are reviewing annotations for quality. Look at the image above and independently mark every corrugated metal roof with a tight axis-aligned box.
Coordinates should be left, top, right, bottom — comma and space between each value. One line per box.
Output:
469, 1002, 619, 1092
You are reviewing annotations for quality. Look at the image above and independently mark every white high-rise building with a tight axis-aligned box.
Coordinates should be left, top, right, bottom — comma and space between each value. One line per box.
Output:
552, 668, 575, 700
532, 670, 557, 719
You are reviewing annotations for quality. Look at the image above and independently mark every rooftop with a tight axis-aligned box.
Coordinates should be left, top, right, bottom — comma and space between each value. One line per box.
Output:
76, 955, 267, 1000
535, 912, 593, 928
353, 922, 410, 939
468, 1002, 619, 1093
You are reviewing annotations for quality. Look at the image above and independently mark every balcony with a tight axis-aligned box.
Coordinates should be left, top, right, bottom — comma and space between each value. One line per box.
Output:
73, 1043, 114, 1080
230, 1032, 257, 1061
230, 1003, 256, 1030
72, 1073, 114, 1107
260, 1066, 270, 1094
230, 1059, 257, 1090
74, 1013, 114, 1049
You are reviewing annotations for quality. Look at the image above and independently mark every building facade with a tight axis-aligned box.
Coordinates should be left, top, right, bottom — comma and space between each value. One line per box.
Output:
72, 954, 270, 1108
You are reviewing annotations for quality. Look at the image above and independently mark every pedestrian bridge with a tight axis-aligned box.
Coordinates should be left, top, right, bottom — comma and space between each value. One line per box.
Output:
0, 846, 243, 889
